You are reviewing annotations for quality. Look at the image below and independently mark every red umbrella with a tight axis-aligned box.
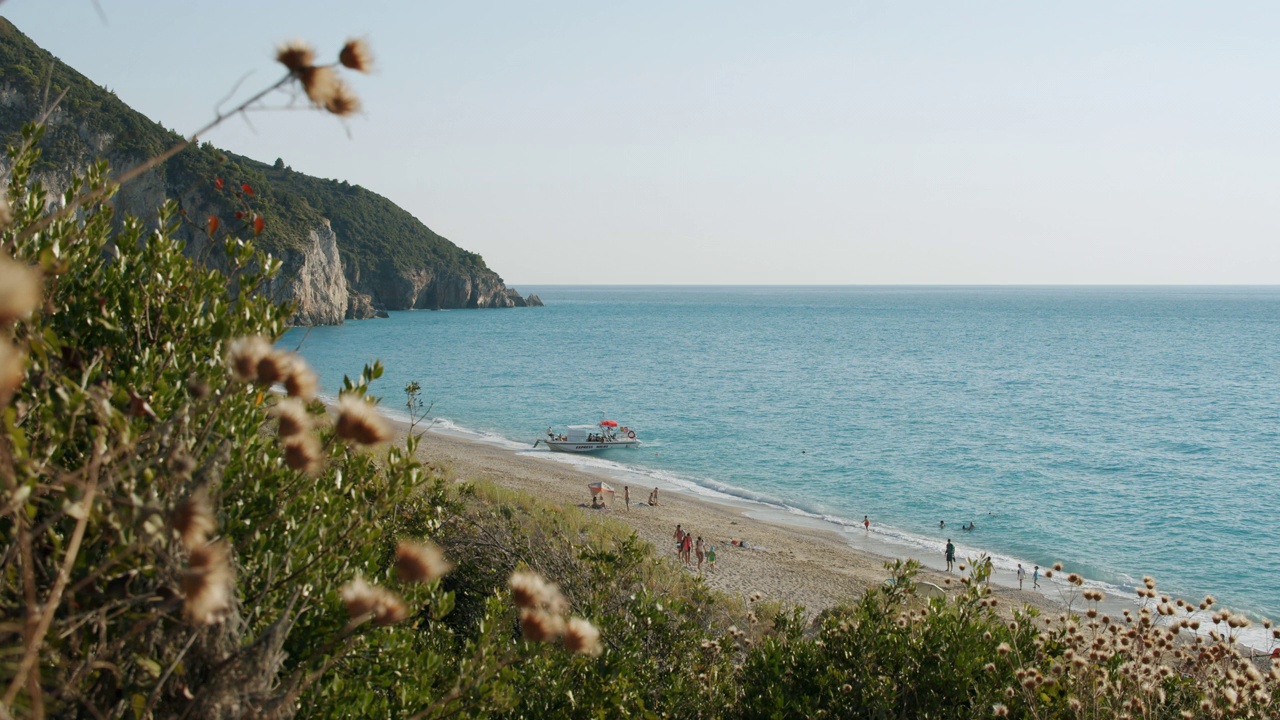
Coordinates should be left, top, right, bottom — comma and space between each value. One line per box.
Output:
600, 420, 619, 427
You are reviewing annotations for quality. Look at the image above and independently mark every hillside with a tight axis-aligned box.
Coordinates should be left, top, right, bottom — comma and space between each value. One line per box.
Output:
0, 17, 541, 324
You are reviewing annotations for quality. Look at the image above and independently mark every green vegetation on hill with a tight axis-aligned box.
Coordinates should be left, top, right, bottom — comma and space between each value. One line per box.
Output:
254, 156, 489, 279
0, 17, 493, 276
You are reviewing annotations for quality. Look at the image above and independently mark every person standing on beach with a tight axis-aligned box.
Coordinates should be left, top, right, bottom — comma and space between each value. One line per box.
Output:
673, 525, 683, 557
624, 486, 630, 510
1032, 565, 1040, 589
945, 540, 955, 572
695, 536, 705, 573
1017, 563, 1026, 590
708, 545, 716, 572
863, 515, 870, 532
681, 532, 693, 567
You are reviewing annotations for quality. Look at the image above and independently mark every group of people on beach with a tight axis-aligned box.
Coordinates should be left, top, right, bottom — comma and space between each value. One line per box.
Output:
672, 524, 715, 573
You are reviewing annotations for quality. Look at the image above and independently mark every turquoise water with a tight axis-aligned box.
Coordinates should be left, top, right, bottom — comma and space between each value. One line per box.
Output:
283, 286, 1280, 630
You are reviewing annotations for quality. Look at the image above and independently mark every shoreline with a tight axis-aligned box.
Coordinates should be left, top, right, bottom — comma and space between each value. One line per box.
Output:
398, 418, 1062, 620
329, 402, 1274, 653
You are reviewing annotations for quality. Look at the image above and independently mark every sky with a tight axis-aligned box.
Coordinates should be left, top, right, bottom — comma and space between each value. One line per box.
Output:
3, 1, 1280, 285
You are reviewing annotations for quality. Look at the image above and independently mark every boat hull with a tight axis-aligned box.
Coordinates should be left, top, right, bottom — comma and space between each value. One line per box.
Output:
543, 440, 641, 453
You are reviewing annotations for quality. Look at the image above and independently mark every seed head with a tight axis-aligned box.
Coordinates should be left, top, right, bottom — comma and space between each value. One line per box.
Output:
340, 575, 408, 625
227, 336, 272, 382
335, 395, 391, 445
394, 540, 452, 583
172, 487, 216, 549
508, 570, 565, 612
255, 349, 293, 386
183, 540, 235, 625
0, 253, 42, 325
993, 703, 1008, 717
1053, 562, 1063, 571
338, 38, 373, 73
520, 608, 565, 642
301, 66, 339, 107
509, 570, 548, 609
325, 81, 361, 117
283, 433, 323, 475
186, 376, 210, 399
563, 617, 602, 656
276, 38, 315, 73
284, 360, 318, 401
272, 397, 312, 438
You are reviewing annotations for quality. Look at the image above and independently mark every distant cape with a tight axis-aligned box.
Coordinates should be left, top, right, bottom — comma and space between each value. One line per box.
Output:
0, 17, 542, 324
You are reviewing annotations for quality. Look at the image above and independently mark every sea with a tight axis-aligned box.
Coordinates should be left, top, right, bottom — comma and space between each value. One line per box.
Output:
281, 285, 1280, 647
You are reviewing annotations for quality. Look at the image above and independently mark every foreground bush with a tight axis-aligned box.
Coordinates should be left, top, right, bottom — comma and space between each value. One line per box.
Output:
0, 126, 607, 718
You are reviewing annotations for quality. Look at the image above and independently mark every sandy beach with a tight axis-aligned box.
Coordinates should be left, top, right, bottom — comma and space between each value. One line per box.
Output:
408, 424, 1059, 618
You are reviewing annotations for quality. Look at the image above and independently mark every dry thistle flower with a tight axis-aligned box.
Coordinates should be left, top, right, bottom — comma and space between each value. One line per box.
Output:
1053, 562, 1063, 571
0, 252, 42, 325
272, 397, 312, 438
563, 617, 602, 656
183, 540, 235, 625
325, 81, 361, 117
394, 540, 452, 583
993, 703, 1008, 717
276, 38, 315, 73
520, 608, 565, 642
283, 432, 324, 475
255, 349, 294, 386
301, 65, 339, 107
338, 38, 373, 73
508, 570, 566, 613
284, 360, 318, 401
0, 340, 25, 403
186, 375, 211, 399
509, 570, 548, 609
172, 487, 216, 549
335, 395, 391, 445
227, 335, 272, 381
341, 575, 408, 625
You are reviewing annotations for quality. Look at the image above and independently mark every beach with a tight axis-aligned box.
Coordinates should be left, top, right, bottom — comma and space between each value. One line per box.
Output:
408, 423, 1058, 618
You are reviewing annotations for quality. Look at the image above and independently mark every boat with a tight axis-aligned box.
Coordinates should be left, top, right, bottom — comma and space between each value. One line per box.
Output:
535, 420, 641, 453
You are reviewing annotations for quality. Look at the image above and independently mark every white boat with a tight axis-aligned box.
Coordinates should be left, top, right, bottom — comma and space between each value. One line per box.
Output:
535, 421, 641, 453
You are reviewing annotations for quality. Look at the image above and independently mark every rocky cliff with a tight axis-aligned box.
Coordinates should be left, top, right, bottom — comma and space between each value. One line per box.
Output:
0, 18, 542, 325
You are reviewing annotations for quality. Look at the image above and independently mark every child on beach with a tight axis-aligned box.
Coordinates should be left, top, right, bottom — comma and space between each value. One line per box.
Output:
708, 545, 716, 572
1033, 565, 1040, 589
1017, 563, 1026, 590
